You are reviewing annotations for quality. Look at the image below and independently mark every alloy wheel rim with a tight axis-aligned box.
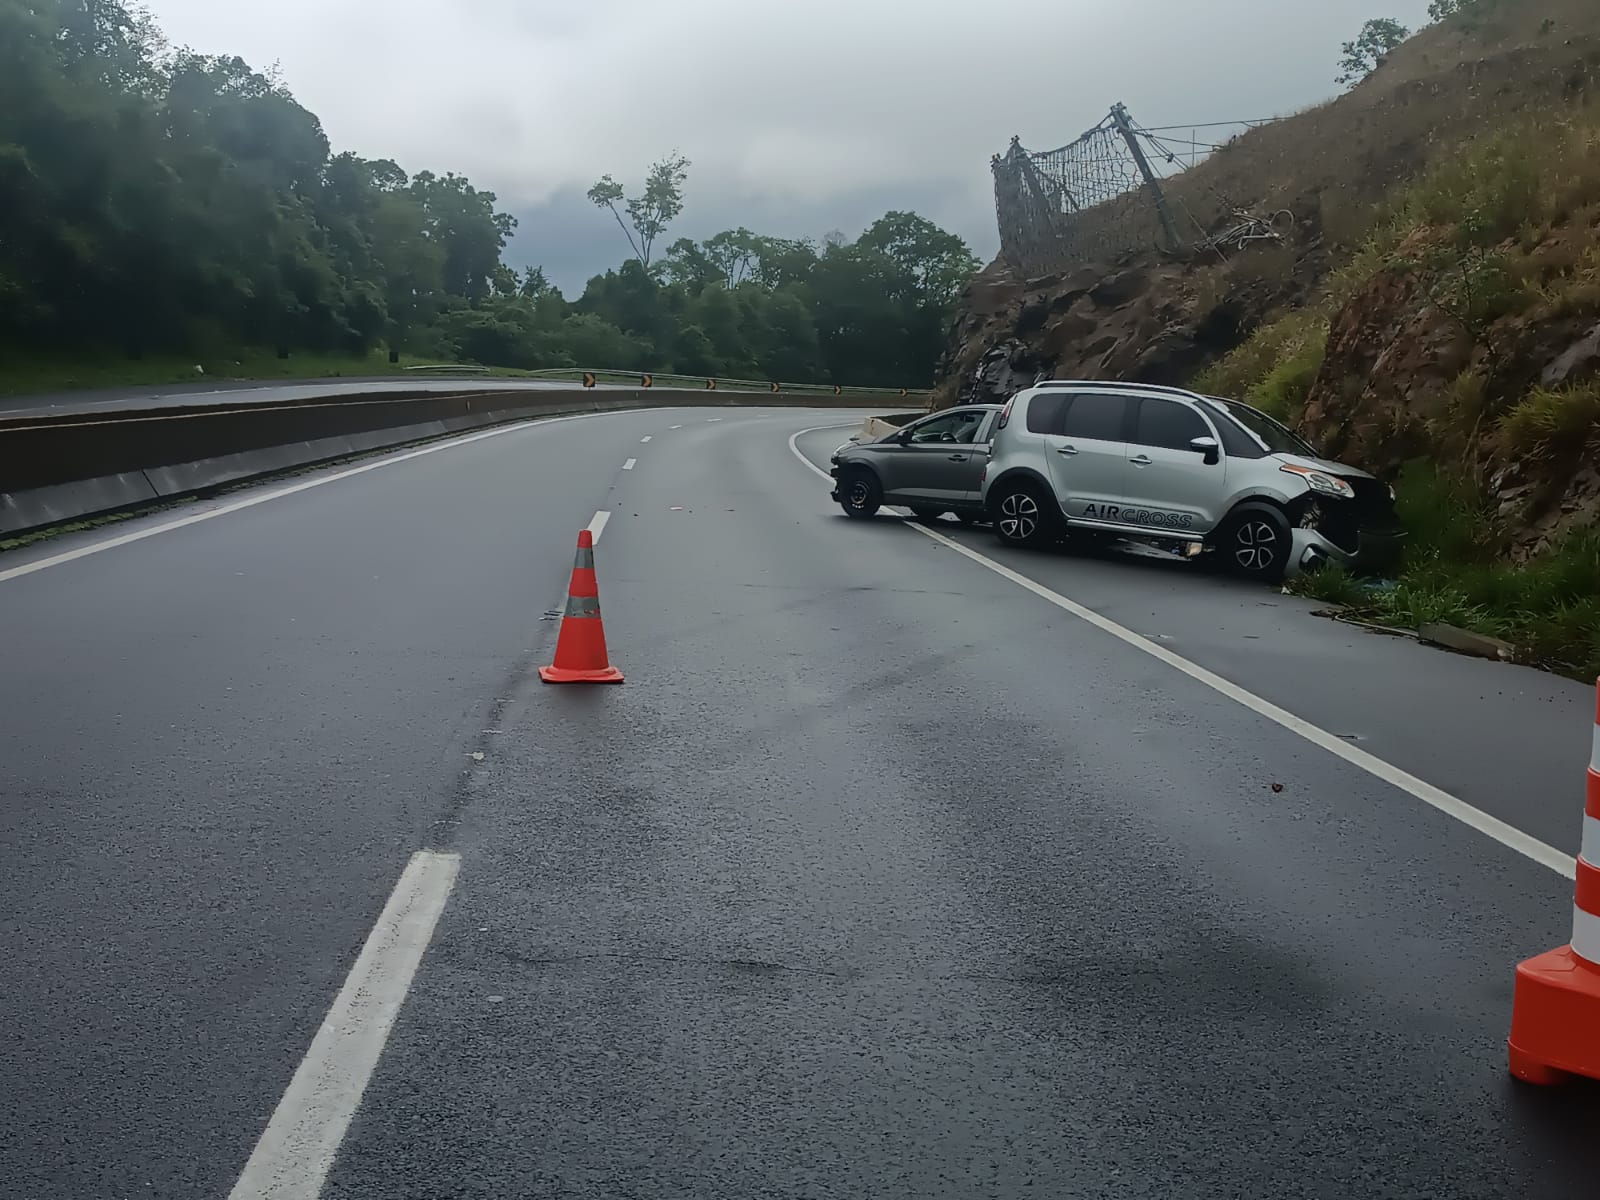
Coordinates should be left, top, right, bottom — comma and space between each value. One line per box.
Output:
1234, 521, 1278, 571
999, 492, 1038, 541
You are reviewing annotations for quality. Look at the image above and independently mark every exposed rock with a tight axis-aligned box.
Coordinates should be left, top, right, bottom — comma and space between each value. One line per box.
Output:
1541, 320, 1600, 387
1089, 268, 1150, 308
1302, 247, 1474, 473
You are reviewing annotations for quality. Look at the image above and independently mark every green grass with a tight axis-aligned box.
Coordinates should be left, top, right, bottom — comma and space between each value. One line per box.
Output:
1289, 463, 1600, 679
1499, 381, 1600, 457
1193, 308, 1330, 406
1248, 331, 1327, 419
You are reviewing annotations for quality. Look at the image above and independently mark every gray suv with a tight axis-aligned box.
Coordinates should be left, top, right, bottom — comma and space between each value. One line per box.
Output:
980, 382, 1401, 580
829, 404, 1002, 523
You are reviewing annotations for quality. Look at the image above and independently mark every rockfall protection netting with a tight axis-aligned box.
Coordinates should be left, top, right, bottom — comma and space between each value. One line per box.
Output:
992, 107, 1282, 277
992, 111, 1163, 278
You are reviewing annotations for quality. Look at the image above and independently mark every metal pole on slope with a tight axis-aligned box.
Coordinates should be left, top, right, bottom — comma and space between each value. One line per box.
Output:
1110, 102, 1182, 253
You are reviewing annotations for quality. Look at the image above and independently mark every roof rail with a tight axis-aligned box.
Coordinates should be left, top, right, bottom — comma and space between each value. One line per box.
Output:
1030, 379, 1200, 397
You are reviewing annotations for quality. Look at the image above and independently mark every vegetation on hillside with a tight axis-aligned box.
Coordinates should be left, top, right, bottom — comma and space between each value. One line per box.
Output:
1195, 111, 1600, 679
0, 0, 977, 390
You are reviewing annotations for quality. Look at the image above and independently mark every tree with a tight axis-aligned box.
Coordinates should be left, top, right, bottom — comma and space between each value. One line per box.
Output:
1427, 0, 1488, 21
857, 211, 980, 307
1337, 18, 1410, 87
586, 152, 689, 269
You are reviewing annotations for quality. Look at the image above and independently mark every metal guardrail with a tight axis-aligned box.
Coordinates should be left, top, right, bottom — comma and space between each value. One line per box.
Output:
421, 366, 930, 399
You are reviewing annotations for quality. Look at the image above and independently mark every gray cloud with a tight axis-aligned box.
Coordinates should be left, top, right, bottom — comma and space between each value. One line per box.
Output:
144, 0, 1437, 295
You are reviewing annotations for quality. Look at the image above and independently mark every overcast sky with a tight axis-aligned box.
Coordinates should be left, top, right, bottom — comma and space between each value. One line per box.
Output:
143, 0, 1436, 295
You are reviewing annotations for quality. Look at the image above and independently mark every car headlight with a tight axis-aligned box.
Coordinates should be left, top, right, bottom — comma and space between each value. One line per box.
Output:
1280, 463, 1354, 499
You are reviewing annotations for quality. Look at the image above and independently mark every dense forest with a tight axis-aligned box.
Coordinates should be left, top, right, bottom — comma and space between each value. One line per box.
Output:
0, 0, 980, 387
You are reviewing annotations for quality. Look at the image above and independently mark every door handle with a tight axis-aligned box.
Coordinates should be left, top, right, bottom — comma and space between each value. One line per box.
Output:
947, 454, 968, 462
1056, 445, 1079, 456
1130, 454, 1153, 466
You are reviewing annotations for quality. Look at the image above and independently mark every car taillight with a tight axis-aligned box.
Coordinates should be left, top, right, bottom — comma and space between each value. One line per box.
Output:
997, 397, 1014, 429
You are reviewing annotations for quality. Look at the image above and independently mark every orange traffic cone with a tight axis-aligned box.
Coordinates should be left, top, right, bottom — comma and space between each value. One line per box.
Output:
538, 529, 624, 684
1507, 678, 1600, 1084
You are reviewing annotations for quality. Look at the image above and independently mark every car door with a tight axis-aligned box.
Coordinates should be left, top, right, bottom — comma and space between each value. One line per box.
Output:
877, 408, 989, 506
955, 409, 1000, 506
1123, 396, 1227, 535
1042, 391, 1133, 522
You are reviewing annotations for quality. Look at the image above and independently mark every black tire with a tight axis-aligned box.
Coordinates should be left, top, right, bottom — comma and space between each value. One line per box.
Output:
1218, 505, 1292, 581
910, 507, 947, 522
989, 479, 1056, 548
838, 469, 882, 520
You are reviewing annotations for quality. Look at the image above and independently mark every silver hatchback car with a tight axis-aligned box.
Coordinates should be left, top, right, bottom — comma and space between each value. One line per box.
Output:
980, 381, 1402, 580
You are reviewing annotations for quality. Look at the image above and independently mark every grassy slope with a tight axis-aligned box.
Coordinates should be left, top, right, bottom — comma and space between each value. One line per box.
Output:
1188, 8, 1600, 679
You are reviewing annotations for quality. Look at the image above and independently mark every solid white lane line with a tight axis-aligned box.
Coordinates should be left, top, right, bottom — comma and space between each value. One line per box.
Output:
587, 510, 611, 542
640, 436, 652, 443
0, 410, 628, 585
622, 458, 637, 470
226, 850, 461, 1200
784, 425, 1575, 881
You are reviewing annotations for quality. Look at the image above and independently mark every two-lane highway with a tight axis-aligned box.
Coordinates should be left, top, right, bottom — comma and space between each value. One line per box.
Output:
4, 406, 1599, 1199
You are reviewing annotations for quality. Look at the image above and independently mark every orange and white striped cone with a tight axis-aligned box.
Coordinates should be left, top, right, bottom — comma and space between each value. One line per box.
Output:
1507, 679, 1600, 1084
538, 529, 624, 684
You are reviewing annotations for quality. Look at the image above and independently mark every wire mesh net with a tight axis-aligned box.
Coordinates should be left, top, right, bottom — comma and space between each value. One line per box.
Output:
992, 113, 1165, 277
992, 107, 1282, 277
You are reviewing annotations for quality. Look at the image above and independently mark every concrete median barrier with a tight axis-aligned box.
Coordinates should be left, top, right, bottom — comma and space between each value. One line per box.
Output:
0, 386, 882, 537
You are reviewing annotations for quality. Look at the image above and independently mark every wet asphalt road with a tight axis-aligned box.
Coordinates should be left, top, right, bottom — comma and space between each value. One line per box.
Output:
4, 407, 1600, 1199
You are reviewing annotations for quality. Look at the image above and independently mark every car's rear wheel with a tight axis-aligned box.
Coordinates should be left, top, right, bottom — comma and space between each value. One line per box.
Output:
1219, 505, 1291, 581
990, 480, 1056, 548
838, 469, 882, 520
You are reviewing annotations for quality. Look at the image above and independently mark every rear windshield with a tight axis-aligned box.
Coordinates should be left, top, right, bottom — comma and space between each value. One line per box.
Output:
1202, 397, 1318, 457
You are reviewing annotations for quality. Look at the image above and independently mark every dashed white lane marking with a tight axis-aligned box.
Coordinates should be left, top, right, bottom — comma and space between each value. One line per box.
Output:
707, 418, 722, 423
622, 458, 637, 470
640, 436, 652, 443
785, 424, 1574, 881
0, 410, 627, 585
226, 850, 461, 1200
669, 424, 683, 429
586, 510, 611, 543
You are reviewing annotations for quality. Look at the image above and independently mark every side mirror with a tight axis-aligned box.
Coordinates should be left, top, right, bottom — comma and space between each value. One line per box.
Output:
1189, 436, 1220, 465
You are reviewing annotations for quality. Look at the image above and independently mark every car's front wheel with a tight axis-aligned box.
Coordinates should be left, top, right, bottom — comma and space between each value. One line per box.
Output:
1218, 505, 1291, 581
990, 480, 1056, 548
837, 469, 882, 520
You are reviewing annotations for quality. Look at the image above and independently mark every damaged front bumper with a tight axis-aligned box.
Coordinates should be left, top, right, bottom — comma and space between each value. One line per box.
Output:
1287, 525, 1406, 579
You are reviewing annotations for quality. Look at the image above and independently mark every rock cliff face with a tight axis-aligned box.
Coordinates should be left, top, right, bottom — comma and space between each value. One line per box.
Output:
937, 254, 1305, 407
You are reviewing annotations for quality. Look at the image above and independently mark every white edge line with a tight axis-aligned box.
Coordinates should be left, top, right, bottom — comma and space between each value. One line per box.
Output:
1, 410, 630, 584
621, 458, 637, 470
785, 424, 1575, 881
227, 849, 461, 1200
587, 510, 612, 543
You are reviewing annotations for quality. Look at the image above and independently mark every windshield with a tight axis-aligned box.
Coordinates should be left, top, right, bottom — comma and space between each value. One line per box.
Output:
1203, 396, 1320, 457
